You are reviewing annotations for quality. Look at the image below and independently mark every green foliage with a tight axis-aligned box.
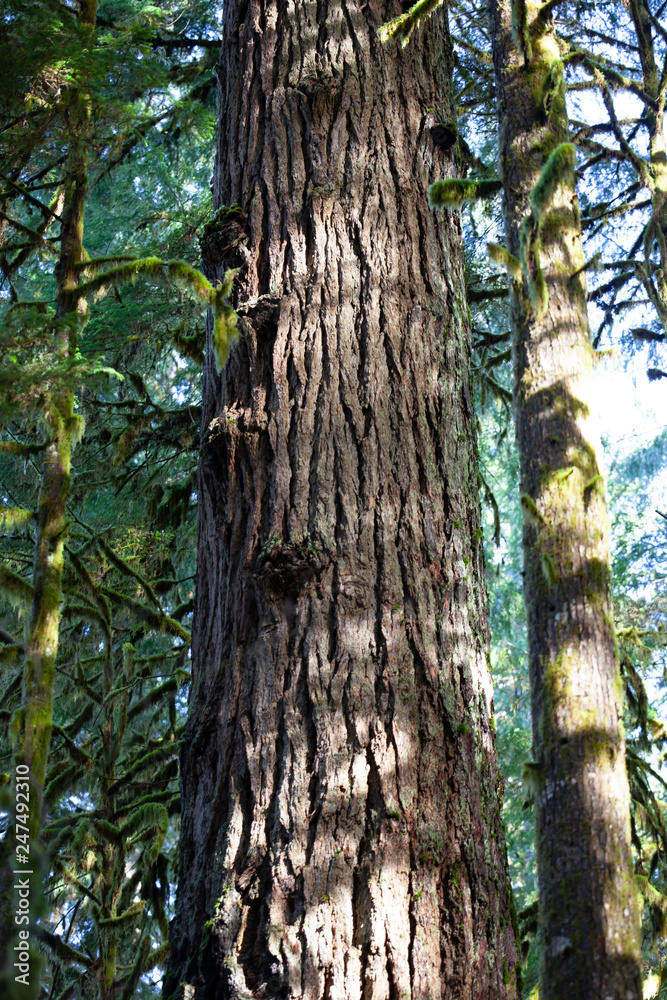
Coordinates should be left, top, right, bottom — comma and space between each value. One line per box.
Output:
0, 0, 217, 994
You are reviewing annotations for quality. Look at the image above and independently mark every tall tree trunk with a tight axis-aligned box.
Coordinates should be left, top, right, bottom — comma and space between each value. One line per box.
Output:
165, 2, 519, 998
0, 7, 95, 987
488, 1, 642, 996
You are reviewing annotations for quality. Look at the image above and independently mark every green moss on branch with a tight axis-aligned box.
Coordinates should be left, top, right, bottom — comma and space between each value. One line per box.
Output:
428, 178, 502, 209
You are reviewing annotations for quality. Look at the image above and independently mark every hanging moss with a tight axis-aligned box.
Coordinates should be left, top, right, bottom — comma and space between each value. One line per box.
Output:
45, 762, 80, 806
97, 538, 160, 608
73, 256, 241, 372
0, 644, 22, 665
540, 59, 565, 119
211, 268, 240, 373
487, 242, 523, 281
37, 928, 93, 968
66, 413, 86, 447
98, 901, 146, 931
0, 440, 47, 455
0, 563, 35, 608
118, 932, 152, 1000
520, 215, 549, 318
520, 493, 545, 527
121, 802, 169, 861
540, 552, 560, 587
428, 178, 502, 209
530, 143, 576, 219
515, 144, 579, 318
0, 507, 33, 531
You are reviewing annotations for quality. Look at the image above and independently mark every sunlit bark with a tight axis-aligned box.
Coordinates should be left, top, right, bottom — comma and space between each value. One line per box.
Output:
489, 0, 643, 996
165, 0, 519, 997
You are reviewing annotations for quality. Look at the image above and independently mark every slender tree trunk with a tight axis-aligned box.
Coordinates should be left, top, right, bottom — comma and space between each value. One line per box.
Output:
488, 1, 642, 996
0, 9, 94, 986
21, 92, 89, 840
165, 1, 519, 998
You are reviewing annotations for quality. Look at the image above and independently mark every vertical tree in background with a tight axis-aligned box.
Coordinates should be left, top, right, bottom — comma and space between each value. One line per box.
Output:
17, 0, 96, 846
165, 0, 519, 996
487, 0, 642, 995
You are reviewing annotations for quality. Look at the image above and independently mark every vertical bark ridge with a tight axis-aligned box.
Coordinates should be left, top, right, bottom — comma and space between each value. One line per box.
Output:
166, 0, 518, 997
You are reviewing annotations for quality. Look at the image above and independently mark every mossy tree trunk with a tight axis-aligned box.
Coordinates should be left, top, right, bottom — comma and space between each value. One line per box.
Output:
0, 5, 95, 988
489, 0, 642, 996
164, 1, 519, 997
19, 76, 92, 843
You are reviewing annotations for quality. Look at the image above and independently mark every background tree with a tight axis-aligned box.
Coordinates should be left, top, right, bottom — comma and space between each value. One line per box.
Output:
382, 0, 648, 993
487, 0, 643, 993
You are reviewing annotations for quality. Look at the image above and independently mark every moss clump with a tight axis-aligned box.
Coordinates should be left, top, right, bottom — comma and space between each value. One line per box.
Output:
530, 143, 576, 218
521, 215, 549, 317
520, 493, 546, 528
487, 242, 522, 281
428, 178, 502, 209
0, 507, 33, 531
519, 144, 576, 319
0, 563, 35, 608
540, 552, 559, 587
540, 59, 565, 119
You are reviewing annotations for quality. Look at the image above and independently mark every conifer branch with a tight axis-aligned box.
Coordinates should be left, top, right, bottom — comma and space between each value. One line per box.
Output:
0, 175, 64, 222
97, 538, 161, 609
56, 862, 102, 905
0, 440, 47, 456
0, 211, 60, 253
594, 71, 652, 184
0, 563, 35, 607
427, 178, 502, 208
51, 724, 94, 768
487, 242, 522, 280
45, 763, 80, 805
0, 507, 33, 531
97, 901, 145, 929
36, 928, 94, 968
117, 933, 151, 1000
378, 0, 445, 47
576, 53, 660, 112
75, 255, 139, 272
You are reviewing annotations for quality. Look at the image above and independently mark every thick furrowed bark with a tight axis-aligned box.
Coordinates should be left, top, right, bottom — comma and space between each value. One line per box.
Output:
489, 0, 642, 997
165, 1, 519, 998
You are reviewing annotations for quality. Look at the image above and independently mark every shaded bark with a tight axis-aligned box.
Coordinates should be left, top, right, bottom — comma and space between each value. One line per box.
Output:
488, 0, 642, 996
165, 1, 519, 997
